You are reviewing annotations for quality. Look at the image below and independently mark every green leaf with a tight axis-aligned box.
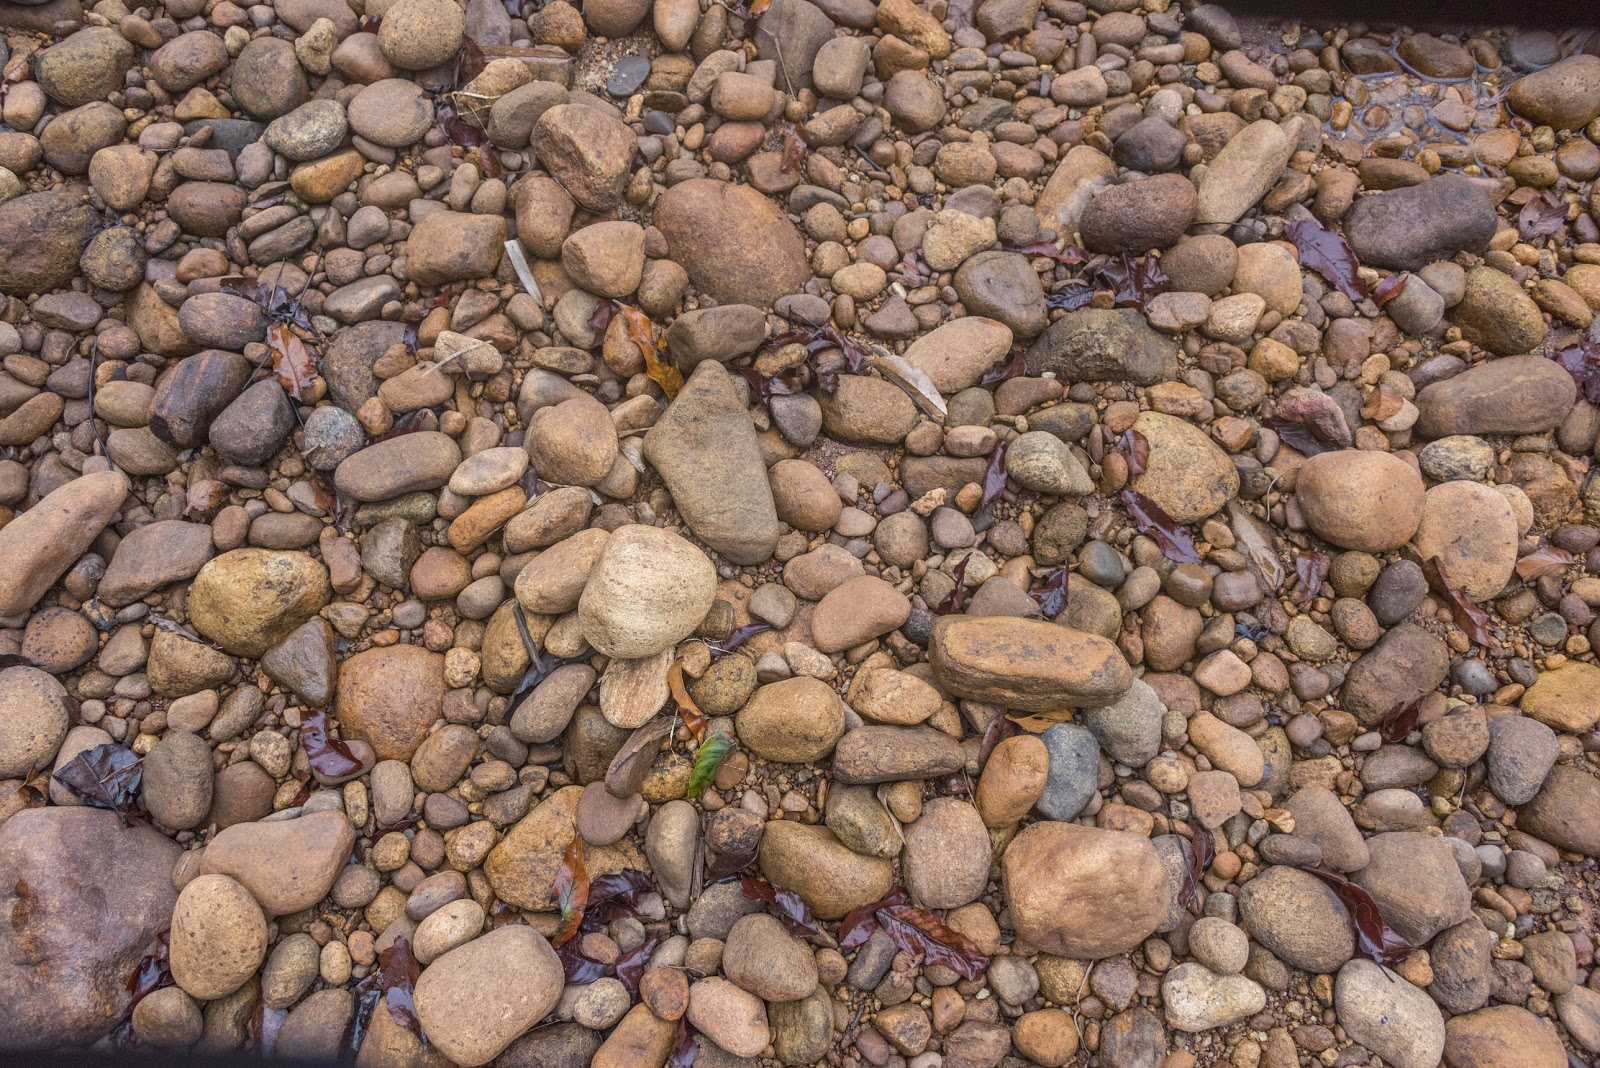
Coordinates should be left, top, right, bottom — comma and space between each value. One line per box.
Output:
687, 732, 736, 799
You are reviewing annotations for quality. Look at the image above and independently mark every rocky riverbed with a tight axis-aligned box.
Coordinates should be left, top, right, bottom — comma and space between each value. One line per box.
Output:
0, 0, 1599, 1065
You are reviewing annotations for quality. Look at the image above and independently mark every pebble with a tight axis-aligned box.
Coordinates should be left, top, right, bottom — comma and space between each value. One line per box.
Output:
200, 811, 356, 916
687, 977, 770, 1059
1237, 865, 1355, 974
758, 821, 894, 919
1002, 823, 1168, 959
1334, 960, 1447, 1068
902, 796, 991, 909
931, 616, 1131, 712
1294, 449, 1425, 553
722, 913, 819, 1002
1162, 963, 1265, 1031
577, 525, 716, 658
414, 926, 563, 1066
169, 874, 269, 1001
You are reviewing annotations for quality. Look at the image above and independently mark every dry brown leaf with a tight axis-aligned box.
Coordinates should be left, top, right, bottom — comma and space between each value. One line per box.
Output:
668, 659, 706, 740
1005, 713, 1061, 733
551, 838, 589, 947
1360, 384, 1404, 422
268, 322, 318, 400
614, 304, 684, 399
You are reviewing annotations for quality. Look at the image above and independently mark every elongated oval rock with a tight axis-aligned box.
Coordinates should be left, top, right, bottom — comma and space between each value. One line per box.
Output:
0, 470, 127, 618
334, 431, 462, 502
832, 725, 967, 783
642, 361, 780, 565
1414, 355, 1576, 439
929, 616, 1132, 712
577, 525, 717, 658
1343, 173, 1498, 270
1193, 119, 1293, 231
1334, 960, 1445, 1068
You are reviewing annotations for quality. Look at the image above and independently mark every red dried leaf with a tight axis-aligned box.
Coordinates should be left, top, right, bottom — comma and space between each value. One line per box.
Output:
268, 322, 318, 400
1180, 828, 1216, 911
743, 323, 866, 394
491, 902, 527, 928
1008, 240, 1088, 266
52, 743, 142, 821
897, 249, 929, 286
977, 714, 1017, 773
1519, 192, 1567, 241
1379, 697, 1423, 743
739, 876, 821, 938
935, 553, 972, 615
371, 409, 431, 444
305, 468, 336, 517
1372, 272, 1408, 308
874, 905, 990, 980
461, 36, 487, 82
556, 940, 611, 985
979, 441, 1008, 513
1553, 338, 1600, 405
125, 928, 172, 1013
836, 888, 986, 979
1422, 555, 1494, 649
552, 839, 589, 947
437, 98, 486, 148
1121, 489, 1202, 564
714, 622, 772, 657
669, 1022, 701, 1068
185, 478, 227, 517
1515, 545, 1576, 580
614, 936, 657, 995
1045, 281, 1096, 311
1263, 415, 1339, 457
1096, 253, 1169, 311
839, 887, 910, 948
978, 349, 1026, 387
376, 936, 423, 1037
1116, 427, 1150, 478
1305, 866, 1414, 968
584, 870, 655, 927
478, 145, 504, 181
736, 365, 805, 403
1286, 218, 1368, 301
706, 838, 758, 879
1029, 567, 1069, 620
299, 710, 366, 781
1294, 550, 1330, 606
